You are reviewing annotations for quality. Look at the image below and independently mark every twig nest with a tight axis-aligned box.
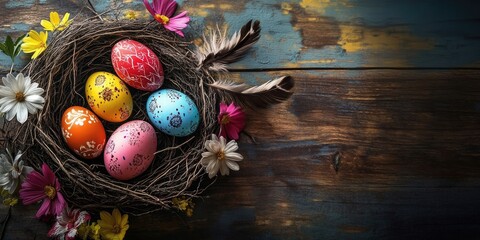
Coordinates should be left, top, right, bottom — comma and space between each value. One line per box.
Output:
18, 18, 218, 215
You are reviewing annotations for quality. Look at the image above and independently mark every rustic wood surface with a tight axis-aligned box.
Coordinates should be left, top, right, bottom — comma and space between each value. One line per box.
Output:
1, 0, 480, 239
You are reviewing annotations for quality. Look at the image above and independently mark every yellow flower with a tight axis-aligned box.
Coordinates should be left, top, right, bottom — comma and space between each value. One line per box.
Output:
97, 208, 129, 240
172, 196, 195, 217
21, 30, 48, 59
89, 222, 101, 240
124, 10, 137, 20
78, 222, 101, 240
1, 189, 18, 206
41, 11, 72, 32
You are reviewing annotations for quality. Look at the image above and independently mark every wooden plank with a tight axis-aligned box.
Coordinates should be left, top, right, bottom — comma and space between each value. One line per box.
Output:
1, 69, 480, 239
66, 0, 480, 68
2, 0, 480, 71
0, 0, 88, 71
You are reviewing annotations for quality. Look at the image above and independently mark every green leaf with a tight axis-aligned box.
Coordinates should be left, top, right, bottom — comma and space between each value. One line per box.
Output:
0, 34, 26, 62
0, 42, 6, 53
13, 46, 22, 59
14, 34, 26, 46
5, 36, 14, 57
12, 34, 26, 60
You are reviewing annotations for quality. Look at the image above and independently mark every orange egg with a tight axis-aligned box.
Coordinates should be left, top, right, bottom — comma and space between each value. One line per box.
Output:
61, 106, 106, 159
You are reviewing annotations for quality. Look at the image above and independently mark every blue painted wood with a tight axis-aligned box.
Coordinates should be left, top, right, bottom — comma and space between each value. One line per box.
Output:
1, 0, 480, 71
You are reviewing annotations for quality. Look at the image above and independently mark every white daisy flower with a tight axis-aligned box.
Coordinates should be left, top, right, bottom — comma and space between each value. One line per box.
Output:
201, 134, 243, 178
0, 73, 45, 124
0, 149, 33, 194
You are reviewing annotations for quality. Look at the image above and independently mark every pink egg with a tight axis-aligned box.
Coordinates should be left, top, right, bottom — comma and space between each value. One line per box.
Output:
111, 39, 164, 91
104, 120, 157, 180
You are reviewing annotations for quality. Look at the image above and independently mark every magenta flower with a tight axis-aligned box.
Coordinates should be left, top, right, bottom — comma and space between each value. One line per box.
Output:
19, 163, 66, 218
218, 102, 246, 140
143, 0, 190, 37
48, 207, 91, 240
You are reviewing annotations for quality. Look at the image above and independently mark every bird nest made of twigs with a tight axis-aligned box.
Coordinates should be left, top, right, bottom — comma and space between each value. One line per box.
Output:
4, 18, 219, 215
2, 14, 294, 216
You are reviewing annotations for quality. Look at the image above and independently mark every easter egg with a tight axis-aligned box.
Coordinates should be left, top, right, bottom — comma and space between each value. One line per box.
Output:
85, 71, 133, 122
146, 89, 200, 137
61, 106, 106, 159
104, 120, 157, 181
111, 39, 164, 91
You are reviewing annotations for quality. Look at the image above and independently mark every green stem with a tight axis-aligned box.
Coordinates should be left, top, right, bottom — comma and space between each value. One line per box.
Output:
9, 62, 14, 74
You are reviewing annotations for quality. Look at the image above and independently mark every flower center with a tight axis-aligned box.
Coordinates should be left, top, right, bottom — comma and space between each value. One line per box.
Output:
220, 115, 230, 125
154, 14, 170, 25
44, 185, 56, 199
113, 224, 121, 234
40, 40, 47, 49
216, 151, 225, 161
15, 92, 25, 102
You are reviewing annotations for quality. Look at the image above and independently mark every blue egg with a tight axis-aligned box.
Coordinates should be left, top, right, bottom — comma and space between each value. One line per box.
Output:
146, 89, 200, 137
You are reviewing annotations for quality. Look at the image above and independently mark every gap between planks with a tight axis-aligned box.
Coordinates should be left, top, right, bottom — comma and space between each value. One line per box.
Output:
228, 67, 480, 72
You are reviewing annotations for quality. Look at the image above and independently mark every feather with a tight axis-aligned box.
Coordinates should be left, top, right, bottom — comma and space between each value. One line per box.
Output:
196, 20, 261, 72
208, 76, 294, 109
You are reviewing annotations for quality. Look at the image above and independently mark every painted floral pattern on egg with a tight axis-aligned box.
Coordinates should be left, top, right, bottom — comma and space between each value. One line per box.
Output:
111, 39, 164, 91
61, 106, 106, 159
85, 71, 133, 123
104, 120, 157, 181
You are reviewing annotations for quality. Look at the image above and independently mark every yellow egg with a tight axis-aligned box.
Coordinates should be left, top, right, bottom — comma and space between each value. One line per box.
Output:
85, 71, 133, 122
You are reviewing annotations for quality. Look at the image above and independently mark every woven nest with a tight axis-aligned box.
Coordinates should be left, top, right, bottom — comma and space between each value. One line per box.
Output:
12, 18, 219, 215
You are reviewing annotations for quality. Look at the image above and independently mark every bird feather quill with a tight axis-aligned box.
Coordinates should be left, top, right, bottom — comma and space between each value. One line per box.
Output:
196, 20, 261, 72
208, 76, 294, 109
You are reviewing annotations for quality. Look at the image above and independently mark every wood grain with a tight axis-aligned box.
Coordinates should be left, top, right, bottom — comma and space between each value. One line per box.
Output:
1, 0, 480, 239
2, 69, 480, 239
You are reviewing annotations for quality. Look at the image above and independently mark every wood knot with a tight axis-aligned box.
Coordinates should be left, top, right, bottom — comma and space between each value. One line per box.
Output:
332, 151, 341, 173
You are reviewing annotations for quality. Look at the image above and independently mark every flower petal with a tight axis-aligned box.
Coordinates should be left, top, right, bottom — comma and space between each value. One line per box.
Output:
100, 211, 115, 226
225, 152, 244, 162
226, 160, 239, 171
16, 103, 28, 124
0, 100, 17, 113
40, 20, 54, 31
24, 102, 39, 114
219, 162, 230, 176
42, 163, 55, 185
206, 160, 219, 178
224, 140, 239, 153
36, 198, 51, 218
120, 213, 129, 227
6, 103, 19, 121
59, 12, 70, 26
163, 0, 178, 17
50, 12, 60, 26
112, 208, 122, 225
47, 221, 65, 237
143, 0, 156, 16
219, 103, 228, 113
55, 192, 66, 215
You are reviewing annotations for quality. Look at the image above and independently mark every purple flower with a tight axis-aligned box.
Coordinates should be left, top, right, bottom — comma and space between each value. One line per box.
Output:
19, 163, 66, 218
48, 208, 91, 240
218, 102, 246, 140
143, 0, 190, 37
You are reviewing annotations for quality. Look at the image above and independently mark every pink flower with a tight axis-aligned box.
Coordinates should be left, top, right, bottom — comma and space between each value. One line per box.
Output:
48, 208, 91, 240
218, 102, 246, 140
19, 163, 66, 218
143, 0, 190, 37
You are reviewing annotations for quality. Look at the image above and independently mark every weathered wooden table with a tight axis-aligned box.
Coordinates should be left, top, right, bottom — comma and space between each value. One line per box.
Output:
1, 0, 480, 239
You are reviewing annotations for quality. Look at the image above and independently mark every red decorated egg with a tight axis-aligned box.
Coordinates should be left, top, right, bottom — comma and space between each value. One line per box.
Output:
111, 39, 164, 91
61, 106, 106, 159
